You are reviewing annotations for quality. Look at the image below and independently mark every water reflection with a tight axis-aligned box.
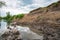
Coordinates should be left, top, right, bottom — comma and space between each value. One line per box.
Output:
0, 20, 43, 40
0, 21, 1, 28
0, 20, 7, 29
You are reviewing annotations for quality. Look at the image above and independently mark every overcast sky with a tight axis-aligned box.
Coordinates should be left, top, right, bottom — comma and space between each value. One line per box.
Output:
0, 0, 58, 16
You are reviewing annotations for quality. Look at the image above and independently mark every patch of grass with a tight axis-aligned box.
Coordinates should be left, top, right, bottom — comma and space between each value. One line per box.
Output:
47, 1, 59, 8
15, 14, 24, 19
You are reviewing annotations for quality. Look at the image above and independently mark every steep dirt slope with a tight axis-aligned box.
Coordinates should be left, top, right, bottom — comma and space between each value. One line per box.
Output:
17, 1, 60, 24
14, 1, 60, 40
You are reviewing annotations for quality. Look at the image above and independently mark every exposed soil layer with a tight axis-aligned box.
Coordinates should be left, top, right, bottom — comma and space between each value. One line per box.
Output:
13, 1, 60, 40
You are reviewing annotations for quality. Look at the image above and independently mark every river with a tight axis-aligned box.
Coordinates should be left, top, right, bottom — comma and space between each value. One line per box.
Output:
0, 20, 43, 40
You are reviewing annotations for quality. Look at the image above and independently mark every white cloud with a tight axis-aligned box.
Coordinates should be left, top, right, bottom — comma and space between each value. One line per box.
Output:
0, 0, 29, 16
32, 0, 58, 7
0, 0, 58, 16
1, 7, 29, 15
0, 0, 23, 8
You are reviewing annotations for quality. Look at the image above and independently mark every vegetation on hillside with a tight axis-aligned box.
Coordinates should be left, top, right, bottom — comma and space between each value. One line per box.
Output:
3, 12, 12, 24
30, 1, 60, 14
0, 16, 2, 20
46, 1, 60, 8
15, 14, 24, 19
1, 12, 24, 24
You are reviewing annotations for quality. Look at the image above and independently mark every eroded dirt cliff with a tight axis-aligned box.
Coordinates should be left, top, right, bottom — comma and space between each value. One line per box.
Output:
13, 1, 60, 40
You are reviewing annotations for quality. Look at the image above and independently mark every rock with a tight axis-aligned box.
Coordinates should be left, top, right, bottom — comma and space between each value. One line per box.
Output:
1, 27, 22, 40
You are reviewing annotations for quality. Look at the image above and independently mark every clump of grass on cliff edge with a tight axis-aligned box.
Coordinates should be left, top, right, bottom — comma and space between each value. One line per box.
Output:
47, 1, 59, 8
15, 14, 24, 19
43, 1, 59, 12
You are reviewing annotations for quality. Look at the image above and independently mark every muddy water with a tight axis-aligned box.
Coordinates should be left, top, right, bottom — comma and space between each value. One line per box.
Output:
0, 20, 43, 40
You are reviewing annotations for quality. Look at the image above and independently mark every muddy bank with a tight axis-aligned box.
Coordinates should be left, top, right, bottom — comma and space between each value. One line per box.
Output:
14, 18, 60, 40
1, 26, 22, 40
0, 25, 43, 40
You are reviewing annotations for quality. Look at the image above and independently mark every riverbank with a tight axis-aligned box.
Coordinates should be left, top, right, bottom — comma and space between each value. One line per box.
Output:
12, 1, 60, 40
0, 24, 43, 40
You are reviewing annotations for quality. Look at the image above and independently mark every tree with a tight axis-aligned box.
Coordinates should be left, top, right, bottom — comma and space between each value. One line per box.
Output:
16, 14, 24, 19
6, 12, 11, 19
5, 12, 12, 25
0, 1, 6, 26
0, 1, 6, 19
0, 1, 6, 8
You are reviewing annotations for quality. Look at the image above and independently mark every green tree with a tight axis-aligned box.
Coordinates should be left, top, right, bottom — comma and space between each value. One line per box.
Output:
16, 14, 24, 19
0, 1, 6, 20
0, 16, 2, 20
6, 12, 11, 19
0, 1, 6, 8
2, 12, 12, 24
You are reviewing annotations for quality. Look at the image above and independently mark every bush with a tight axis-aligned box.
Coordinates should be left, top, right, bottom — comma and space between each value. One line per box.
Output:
16, 14, 24, 19
1, 12, 24, 24
0, 16, 2, 20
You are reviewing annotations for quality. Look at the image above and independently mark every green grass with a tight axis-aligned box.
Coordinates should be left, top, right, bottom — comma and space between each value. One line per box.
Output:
15, 14, 24, 19
1, 12, 24, 24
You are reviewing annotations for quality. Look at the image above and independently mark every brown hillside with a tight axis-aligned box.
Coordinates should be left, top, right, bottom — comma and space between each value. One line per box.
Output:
13, 1, 60, 40
17, 1, 60, 24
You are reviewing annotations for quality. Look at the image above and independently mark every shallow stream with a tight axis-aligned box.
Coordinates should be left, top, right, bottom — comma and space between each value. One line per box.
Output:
0, 20, 43, 40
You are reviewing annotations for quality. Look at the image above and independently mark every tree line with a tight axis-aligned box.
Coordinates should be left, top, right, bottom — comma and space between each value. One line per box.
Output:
0, 12, 24, 23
